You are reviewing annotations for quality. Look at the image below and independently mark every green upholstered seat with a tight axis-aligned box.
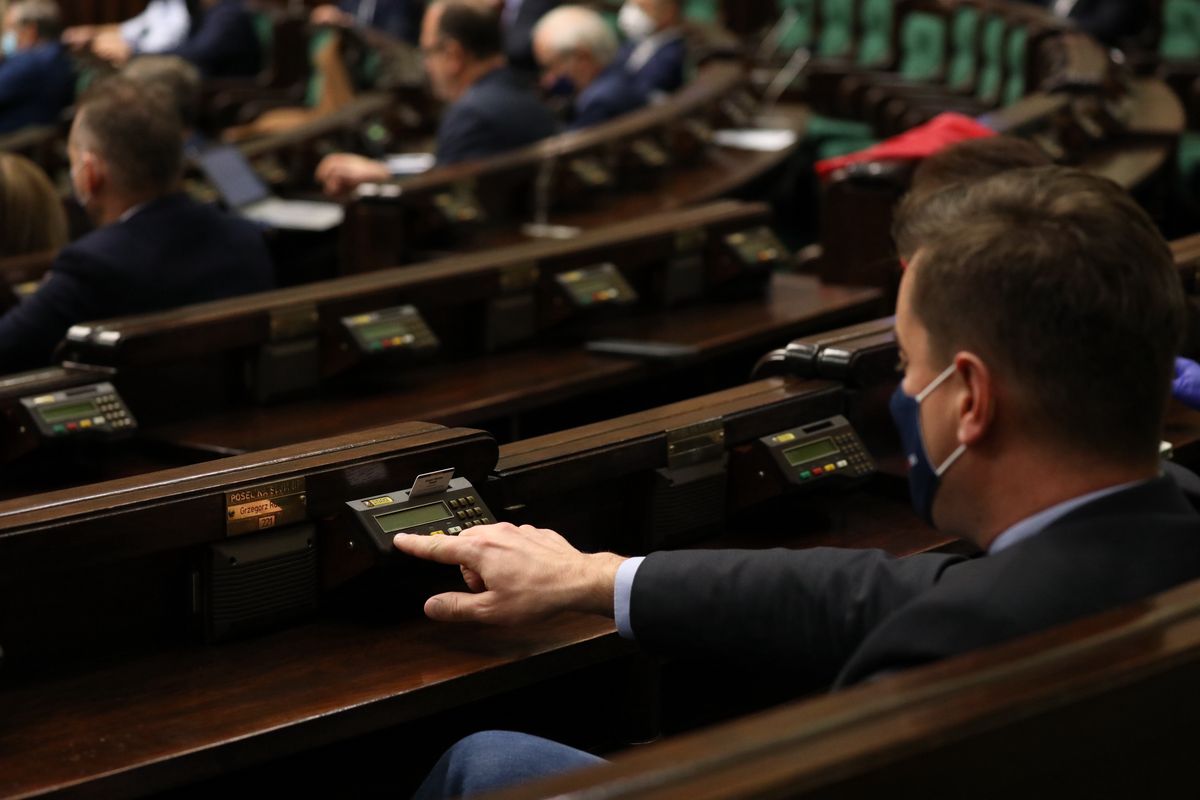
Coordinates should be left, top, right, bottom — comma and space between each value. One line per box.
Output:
856, 0, 893, 68
899, 11, 947, 82
946, 6, 979, 91
817, 0, 855, 59
684, 0, 719, 25
975, 14, 1006, 104
1001, 26, 1028, 105
303, 28, 335, 108
1162, 0, 1200, 60
778, 0, 816, 52
804, 112, 877, 161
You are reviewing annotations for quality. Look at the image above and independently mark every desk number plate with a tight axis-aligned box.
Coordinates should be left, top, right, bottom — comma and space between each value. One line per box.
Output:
225, 477, 307, 536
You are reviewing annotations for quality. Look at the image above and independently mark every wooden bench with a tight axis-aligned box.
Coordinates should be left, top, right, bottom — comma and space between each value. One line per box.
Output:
0, 377, 954, 797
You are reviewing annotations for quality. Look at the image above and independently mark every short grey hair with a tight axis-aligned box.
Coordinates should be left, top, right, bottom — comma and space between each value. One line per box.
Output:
122, 56, 202, 128
534, 5, 619, 66
11, 0, 62, 39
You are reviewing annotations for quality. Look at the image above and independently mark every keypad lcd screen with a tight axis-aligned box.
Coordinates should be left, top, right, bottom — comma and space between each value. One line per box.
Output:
374, 501, 453, 533
39, 401, 100, 424
784, 438, 839, 467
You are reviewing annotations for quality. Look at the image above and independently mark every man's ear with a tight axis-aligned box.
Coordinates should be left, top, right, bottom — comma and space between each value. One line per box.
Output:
953, 351, 994, 446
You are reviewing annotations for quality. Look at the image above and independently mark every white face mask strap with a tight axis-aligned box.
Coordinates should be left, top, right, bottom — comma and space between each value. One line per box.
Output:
934, 442, 967, 477
915, 361, 958, 403
915, 361, 967, 476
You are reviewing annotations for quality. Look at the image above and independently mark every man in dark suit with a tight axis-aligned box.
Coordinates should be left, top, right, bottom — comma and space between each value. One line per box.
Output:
614, 0, 685, 100
86, 0, 262, 78
395, 166, 1200, 797
315, 0, 557, 194
0, 78, 274, 373
533, 5, 646, 129
0, 0, 74, 134
1021, 0, 1149, 48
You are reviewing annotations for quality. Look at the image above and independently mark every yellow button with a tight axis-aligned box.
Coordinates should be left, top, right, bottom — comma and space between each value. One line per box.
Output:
824, 463, 836, 472
80, 420, 92, 428
429, 530, 445, 536
775, 432, 796, 443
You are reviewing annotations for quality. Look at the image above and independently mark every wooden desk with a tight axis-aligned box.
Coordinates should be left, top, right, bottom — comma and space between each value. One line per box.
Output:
149, 275, 882, 455
0, 486, 947, 799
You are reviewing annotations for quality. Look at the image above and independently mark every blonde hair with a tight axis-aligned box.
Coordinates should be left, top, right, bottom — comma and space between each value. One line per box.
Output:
0, 153, 68, 258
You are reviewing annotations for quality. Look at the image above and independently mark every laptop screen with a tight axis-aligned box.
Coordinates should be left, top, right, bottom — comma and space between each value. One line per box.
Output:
196, 145, 271, 209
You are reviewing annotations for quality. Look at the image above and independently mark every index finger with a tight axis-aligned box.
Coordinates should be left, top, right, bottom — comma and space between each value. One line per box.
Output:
393, 532, 476, 566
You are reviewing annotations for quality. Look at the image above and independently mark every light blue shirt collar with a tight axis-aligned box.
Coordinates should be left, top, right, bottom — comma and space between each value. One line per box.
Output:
988, 479, 1148, 554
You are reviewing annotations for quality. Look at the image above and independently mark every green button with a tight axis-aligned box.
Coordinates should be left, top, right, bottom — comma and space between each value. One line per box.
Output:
52, 424, 66, 434
800, 470, 811, 479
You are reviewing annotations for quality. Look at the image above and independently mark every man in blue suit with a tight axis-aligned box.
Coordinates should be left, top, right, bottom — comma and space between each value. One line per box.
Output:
533, 5, 646, 129
0, 78, 274, 373
615, 0, 685, 101
0, 0, 73, 134
316, 0, 558, 193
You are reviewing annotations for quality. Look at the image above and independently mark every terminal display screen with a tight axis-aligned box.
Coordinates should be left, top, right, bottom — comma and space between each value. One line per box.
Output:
38, 401, 99, 424
357, 320, 413, 342
783, 438, 838, 467
374, 501, 453, 533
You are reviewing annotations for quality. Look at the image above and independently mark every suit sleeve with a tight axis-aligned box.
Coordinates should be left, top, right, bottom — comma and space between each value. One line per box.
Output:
0, 250, 109, 373
629, 547, 964, 682
434, 105, 495, 165
0, 56, 37, 108
166, 6, 258, 76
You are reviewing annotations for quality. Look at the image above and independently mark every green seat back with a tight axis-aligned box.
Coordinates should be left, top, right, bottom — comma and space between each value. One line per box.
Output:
684, 0, 719, 25
947, 6, 978, 90
975, 15, 1005, 103
303, 28, 335, 108
1001, 26, 1028, 106
1162, 0, 1200, 60
856, 0, 893, 67
899, 11, 946, 82
817, 0, 855, 59
778, 0, 816, 51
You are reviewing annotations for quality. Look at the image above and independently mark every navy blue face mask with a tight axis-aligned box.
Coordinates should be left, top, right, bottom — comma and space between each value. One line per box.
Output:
888, 363, 967, 525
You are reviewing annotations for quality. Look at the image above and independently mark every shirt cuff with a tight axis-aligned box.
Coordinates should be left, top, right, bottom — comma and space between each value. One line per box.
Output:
613, 556, 645, 640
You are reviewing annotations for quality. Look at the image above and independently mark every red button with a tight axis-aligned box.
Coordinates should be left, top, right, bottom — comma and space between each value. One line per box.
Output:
812, 467, 824, 476
66, 422, 78, 431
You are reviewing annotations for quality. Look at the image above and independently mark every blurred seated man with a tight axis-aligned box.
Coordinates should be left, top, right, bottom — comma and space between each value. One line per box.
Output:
316, 0, 557, 194
533, 5, 645, 129
311, 0, 426, 45
121, 55, 207, 154
1020, 0, 1148, 49
0, 78, 274, 373
615, 0, 685, 101
70, 0, 261, 78
63, 0, 189, 62
395, 167, 1200, 797
0, 0, 74, 134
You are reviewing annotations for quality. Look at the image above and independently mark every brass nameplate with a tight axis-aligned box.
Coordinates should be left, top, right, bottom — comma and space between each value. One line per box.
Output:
675, 227, 707, 255
666, 418, 726, 469
269, 304, 319, 342
568, 157, 613, 188
499, 261, 540, 293
631, 138, 668, 168
434, 180, 484, 223
225, 477, 307, 536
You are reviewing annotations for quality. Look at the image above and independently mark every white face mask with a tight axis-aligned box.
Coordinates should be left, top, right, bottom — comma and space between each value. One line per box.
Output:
2, 31, 18, 57
618, 2, 656, 41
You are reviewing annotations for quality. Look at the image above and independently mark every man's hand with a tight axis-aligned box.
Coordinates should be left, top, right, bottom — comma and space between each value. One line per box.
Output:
315, 153, 391, 196
91, 31, 132, 65
310, 5, 354, 27
392, 522, 627, 625
1175, 357, 1200, 411
62, 25, 98, 47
